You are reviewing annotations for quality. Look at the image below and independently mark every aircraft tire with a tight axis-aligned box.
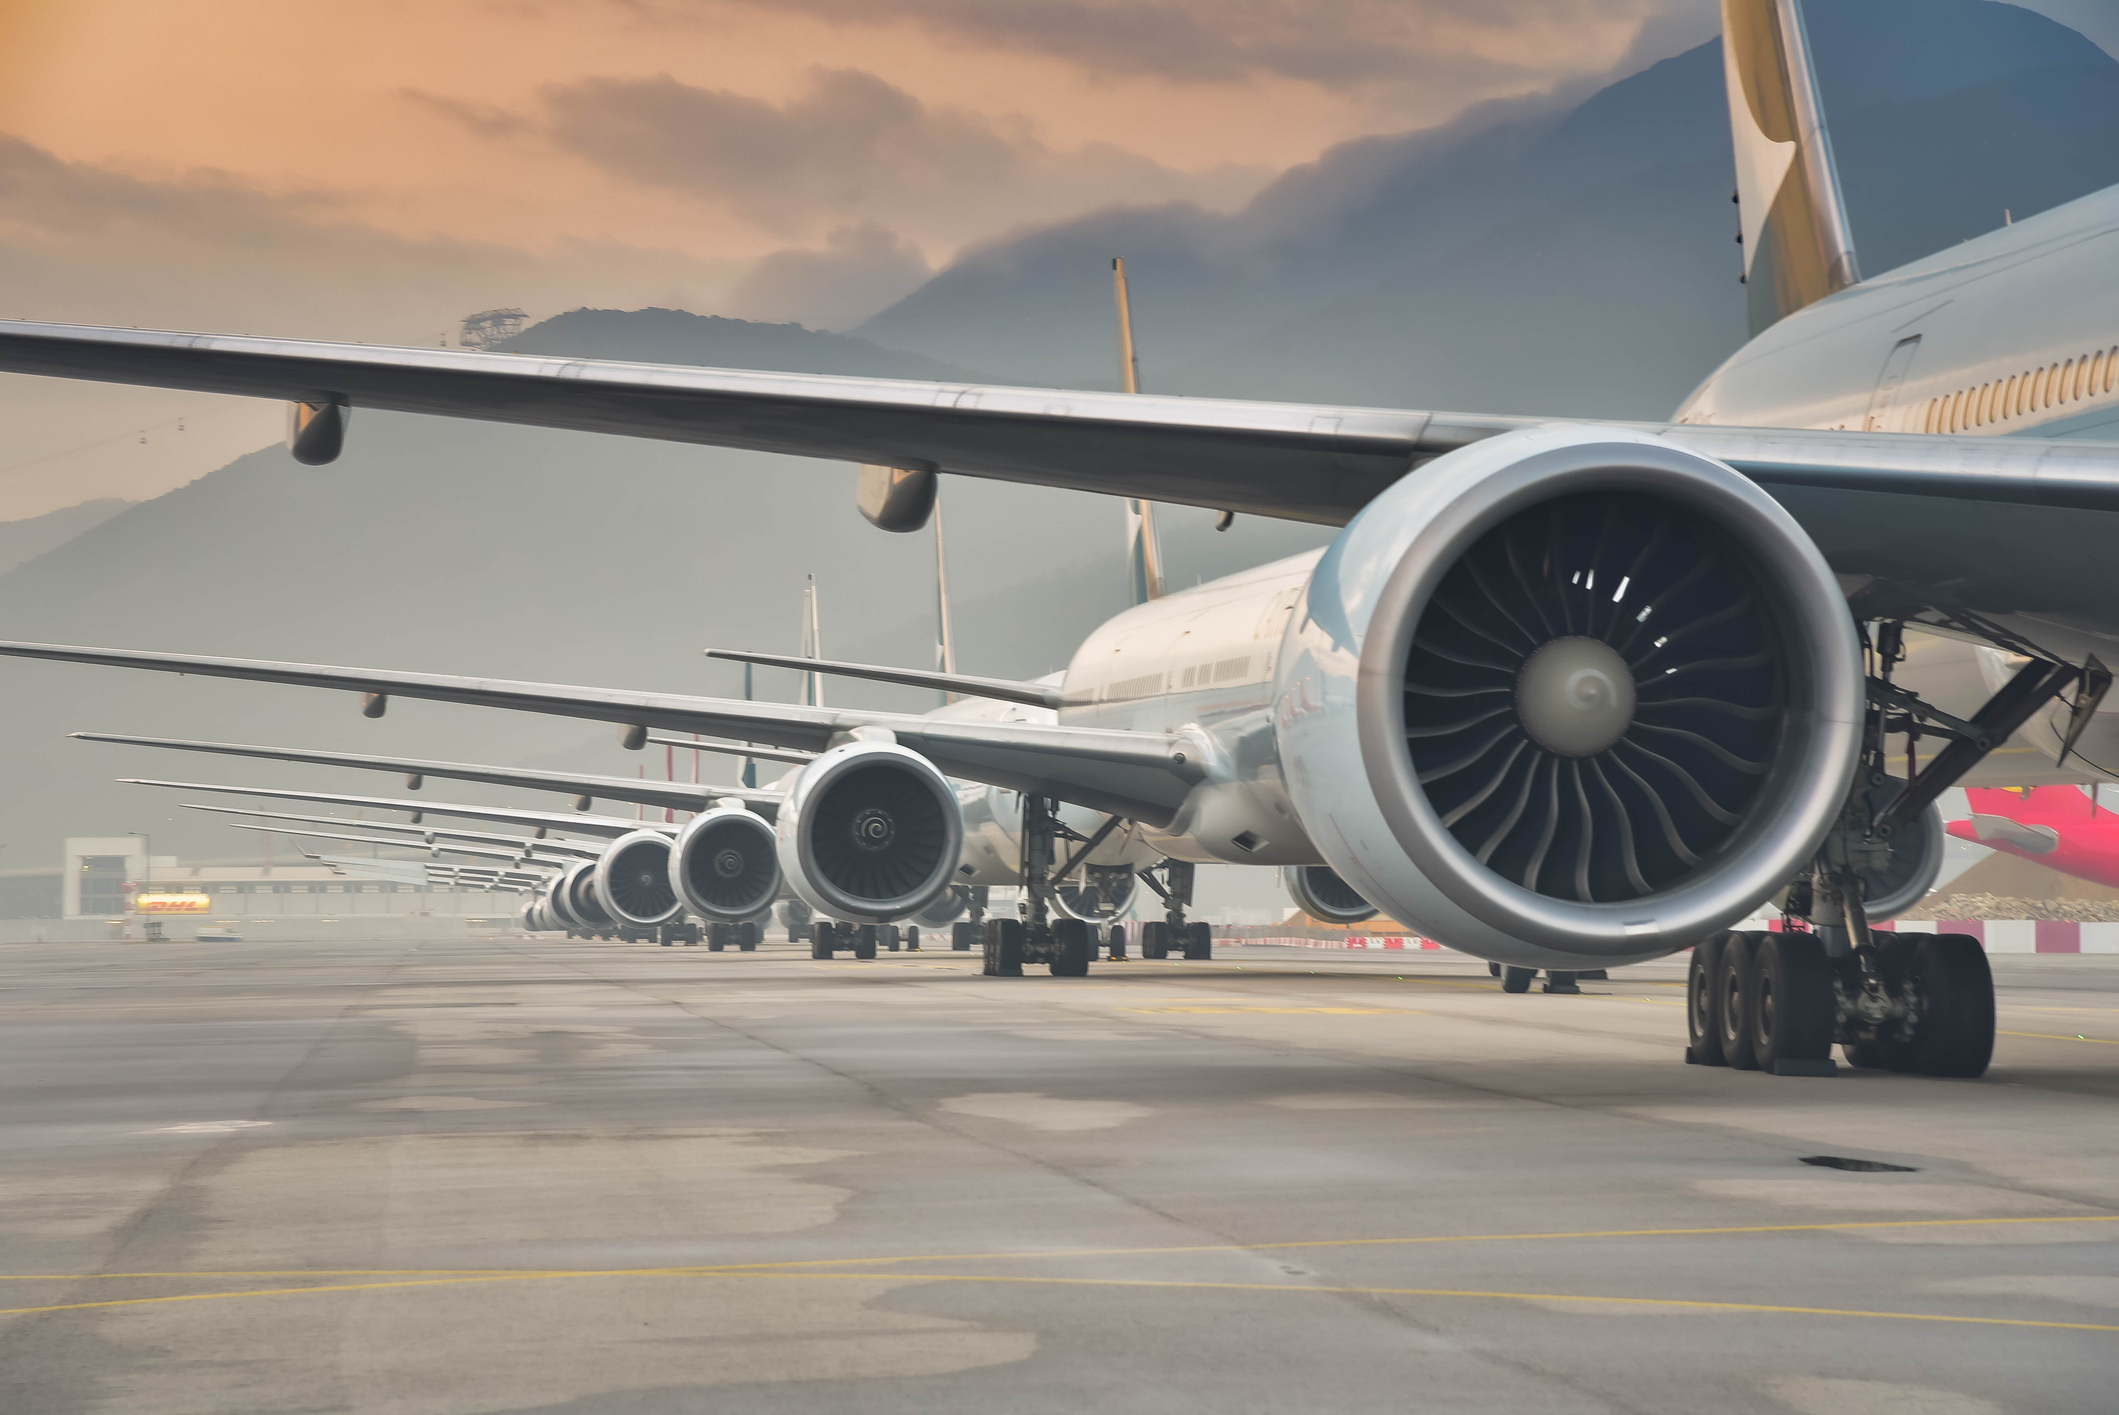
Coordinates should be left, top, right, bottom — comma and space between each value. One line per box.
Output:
1687, 934, 1728, 1065
1910, 933, 1995, 1078
738, 922, 760, 952
1183, 922, 1213, 960
1500, 965, 1534, 994
1751, 932, 1834, 1073
1051, 919, 1093, 977
1716, 931, 1764, 1070
1141, 923, 1168, 959
983, 918, 1025, 977
1106, 924, 1127, 960
810, 923, 836, 960
853, 926, 879, 960
951, 922, 976, 951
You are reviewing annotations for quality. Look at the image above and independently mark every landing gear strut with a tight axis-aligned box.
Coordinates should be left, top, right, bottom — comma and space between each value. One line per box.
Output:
980, 795, 1095, 977
1135, 859, 1211, 960
1704, 620, 2093, 1078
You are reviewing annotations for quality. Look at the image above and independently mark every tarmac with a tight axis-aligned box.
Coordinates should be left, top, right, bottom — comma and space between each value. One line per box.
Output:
0, 935, 2112, 1414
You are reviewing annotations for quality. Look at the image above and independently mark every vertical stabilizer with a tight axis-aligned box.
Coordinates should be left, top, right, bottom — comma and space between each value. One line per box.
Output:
800, 574, 823, 708
932, 491, 957, 703
1112, 257, 1165, 606
1722, 0, 1859, 334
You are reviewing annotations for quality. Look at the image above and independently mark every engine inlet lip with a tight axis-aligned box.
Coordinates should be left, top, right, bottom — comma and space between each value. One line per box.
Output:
1355, 429, 1861, 956
596, 829, 683, 927
782, 742, 963, 923
673, 806, 781, 922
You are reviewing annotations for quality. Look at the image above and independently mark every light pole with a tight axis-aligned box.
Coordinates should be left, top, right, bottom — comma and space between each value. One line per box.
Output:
127, 831, 152, 939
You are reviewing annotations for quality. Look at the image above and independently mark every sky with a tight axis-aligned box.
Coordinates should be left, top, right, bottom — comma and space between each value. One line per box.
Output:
0, 0, 2111, 519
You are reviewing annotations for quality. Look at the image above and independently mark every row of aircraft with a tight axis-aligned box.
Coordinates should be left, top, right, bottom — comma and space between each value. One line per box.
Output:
2, 0, 2117, 1079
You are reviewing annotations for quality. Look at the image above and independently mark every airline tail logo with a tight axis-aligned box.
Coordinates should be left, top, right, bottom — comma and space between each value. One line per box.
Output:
1721, 0, 1860, 334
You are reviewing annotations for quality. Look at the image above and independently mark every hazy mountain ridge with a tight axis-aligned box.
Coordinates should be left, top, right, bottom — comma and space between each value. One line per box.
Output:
855, 0, 2118, 409
0, 498, 135, 578
500, 306, 973, 380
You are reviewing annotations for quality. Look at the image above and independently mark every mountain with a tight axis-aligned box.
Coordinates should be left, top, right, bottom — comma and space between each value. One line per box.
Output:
855, 0, 2119, 417
0, 498, 134, 577
0, 312, 1324, 864
498, 306, 972, 380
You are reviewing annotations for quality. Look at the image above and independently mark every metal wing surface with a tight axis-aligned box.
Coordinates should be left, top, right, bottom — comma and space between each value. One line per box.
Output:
2, 320, 2117, 533
49, 665, 1203, 822
118, 778, 662, 839
76, 730, 778, 817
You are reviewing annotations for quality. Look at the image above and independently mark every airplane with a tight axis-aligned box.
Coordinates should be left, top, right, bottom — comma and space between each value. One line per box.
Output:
2, 0, 2115, 1073
1947, 785, 2119, 889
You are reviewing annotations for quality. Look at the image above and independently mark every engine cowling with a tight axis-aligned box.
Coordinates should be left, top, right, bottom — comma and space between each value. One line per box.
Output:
595, 830, 684, 928
1054, 867, 1137, 922
776, 741, 963, 924
670, 807, 781, 922
1858, 780, 1946, 920
1283, 864, 1377, 925
1277, 426, 1862, 969
560, 859, 615, 931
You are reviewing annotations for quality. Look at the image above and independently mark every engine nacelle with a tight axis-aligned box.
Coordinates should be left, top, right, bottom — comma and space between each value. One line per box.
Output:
595, 830, 684, 928
560, 859, 615, 931
671, 807, 781, 922
1283, 864, 1377, 925
1054, 867, 1137, 922
1858, 780, 1946, 920
1278, 426, 1862, 969
776, 741, 963, 924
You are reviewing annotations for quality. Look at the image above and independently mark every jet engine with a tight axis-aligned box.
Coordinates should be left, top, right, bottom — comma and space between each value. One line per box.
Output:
1054, 868, 1137, 922
670, 806, 781, 922
558, 859, 615, 932
595, 829, 684, 928
776, 741, 963, 924
1277, 427, 1862, 969
1856, 779, 1946, 920
1283, 864, 1378, 925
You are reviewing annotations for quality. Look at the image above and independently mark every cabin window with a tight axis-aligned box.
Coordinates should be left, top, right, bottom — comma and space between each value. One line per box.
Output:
2060, 359, 2076, 405
2016, 373, 2031, 416
1983, 383, 1999, 425
2001, 375, 2017, 419
2032, 367, 2047, 409
1213, 655, 1250, 682
1923, 398, 1937, 433
2107, 347, 2118, 395
2075, 357, 2090, 401
1180, 666, 1196, 688
2090, 351, 2105, 398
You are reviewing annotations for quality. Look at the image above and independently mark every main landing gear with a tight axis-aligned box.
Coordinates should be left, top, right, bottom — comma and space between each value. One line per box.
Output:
980, 794, 1096, 977
1135, 859, 1212, 961
1685, 928, 1993, 1078
1489, 962, 1606, 993
1693, 620, 2103, 1079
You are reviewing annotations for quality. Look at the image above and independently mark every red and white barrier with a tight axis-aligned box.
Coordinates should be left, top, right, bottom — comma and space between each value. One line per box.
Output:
1221, 934, 1444, 951
1234, 922, 2119, 955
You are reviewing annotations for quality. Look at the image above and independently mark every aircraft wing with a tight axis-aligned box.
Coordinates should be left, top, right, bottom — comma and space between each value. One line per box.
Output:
2, 320, 2116, 528
39, 657, 1207, 822
75, 730, 777, 817
118, 777, 660, 839
705, 650, 1062, 708
226, 820, 569, 869
181, 802, 607, 859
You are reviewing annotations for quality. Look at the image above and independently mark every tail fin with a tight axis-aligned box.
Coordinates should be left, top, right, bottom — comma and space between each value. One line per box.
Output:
1112, 257, 1165, 606
1721, 0, 1860, 334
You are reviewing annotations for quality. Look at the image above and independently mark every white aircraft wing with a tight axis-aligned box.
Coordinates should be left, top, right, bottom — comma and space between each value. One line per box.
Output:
182, 802, 607, 859
8, 320, 2114, 526
76, 730, 778, 817
226, 820, 569, 869
118, 777, 661, 839
41, 658, 1205, 822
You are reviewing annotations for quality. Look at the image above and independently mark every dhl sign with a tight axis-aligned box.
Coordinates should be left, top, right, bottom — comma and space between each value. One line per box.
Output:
135, 893, 211, 915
